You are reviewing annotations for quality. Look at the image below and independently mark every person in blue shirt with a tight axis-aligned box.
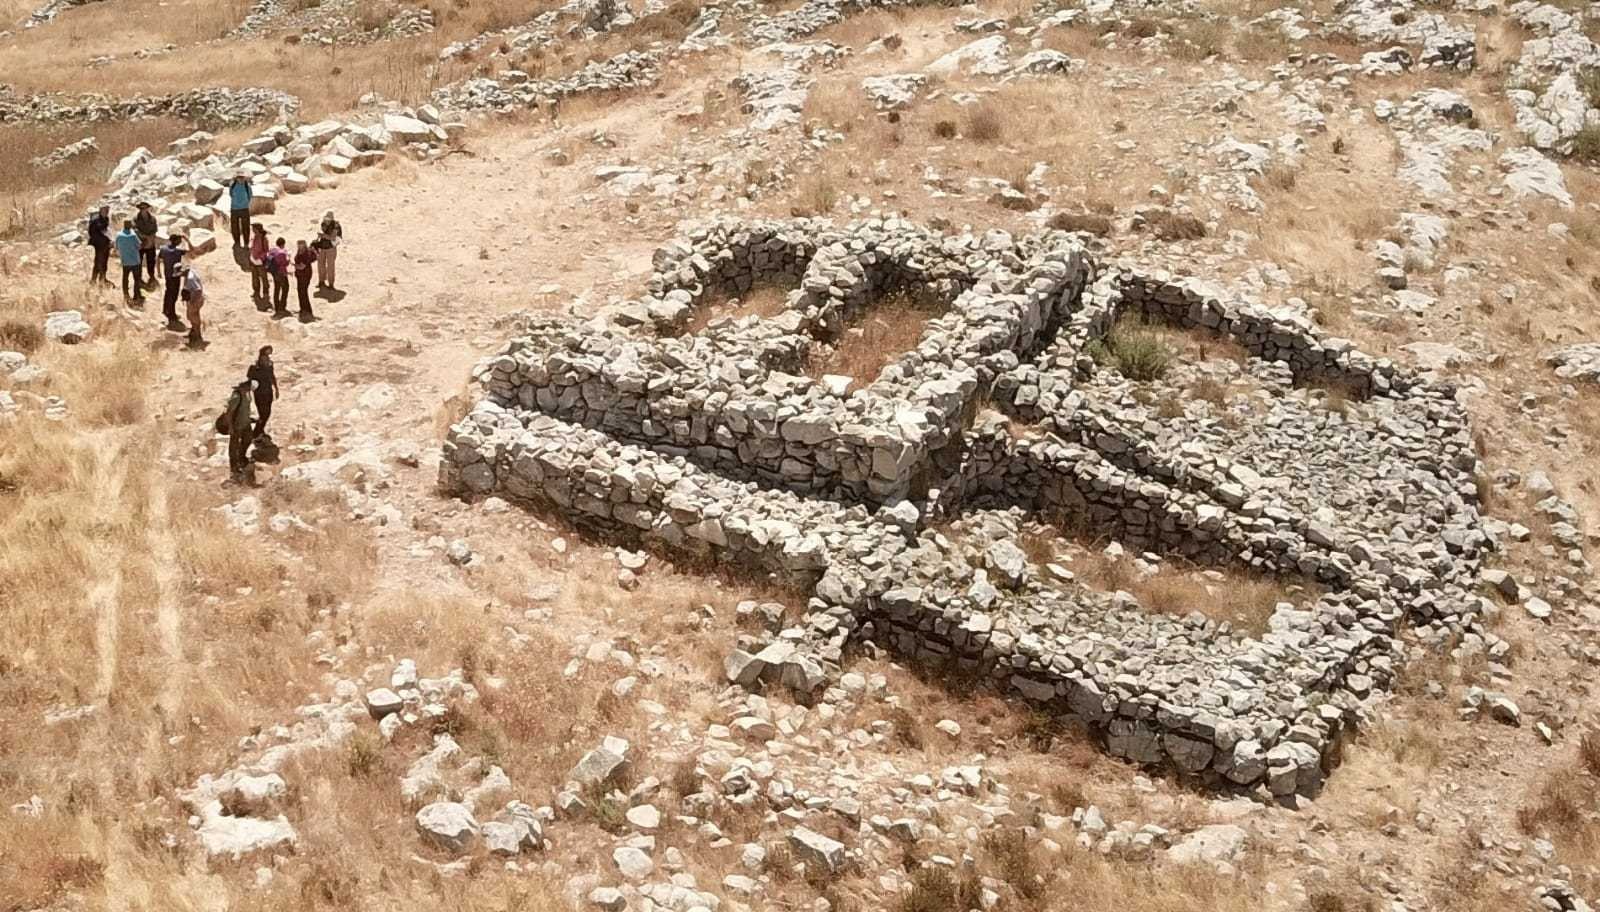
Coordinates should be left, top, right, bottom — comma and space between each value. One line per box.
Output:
227, 173, 253, 247
113, 220, 145, 304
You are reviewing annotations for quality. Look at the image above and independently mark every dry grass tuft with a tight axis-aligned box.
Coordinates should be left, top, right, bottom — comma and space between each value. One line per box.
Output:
1143, 209, 1207, 241
0, 318, 46, 353
1581, 729, 1600, 778
790, 163, 842, 216
963, 101, 1006, 143
805, 290, 944, 383
804, 78, 877, 133
681, 284, 793, 335
901, 865, 983, 912
1048, 211, 1112, 236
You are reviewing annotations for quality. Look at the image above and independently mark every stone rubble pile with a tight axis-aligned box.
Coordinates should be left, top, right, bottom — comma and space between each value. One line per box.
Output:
443, 216, 1489, 797
744, 0, 935, 44
67, 106, 461, 248
0, 85, 298, 128
1331, 0, 1477, 71
173, 659, 553, 863
23, 0, 105, 27
1546, 344, 1600, 385
432, 50, 664, 114
28, 135, 97, 170
437, 0, 631, 61
232, 0, 436, 44
1503, 0, 1600, 155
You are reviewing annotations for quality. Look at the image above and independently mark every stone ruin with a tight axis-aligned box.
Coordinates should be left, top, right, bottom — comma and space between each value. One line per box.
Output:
443, 217, 1491, 799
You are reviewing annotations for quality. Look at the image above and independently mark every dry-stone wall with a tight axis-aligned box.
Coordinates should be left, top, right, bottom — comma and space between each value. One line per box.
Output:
443, 217, 1489, 798
0, 86, 298, 128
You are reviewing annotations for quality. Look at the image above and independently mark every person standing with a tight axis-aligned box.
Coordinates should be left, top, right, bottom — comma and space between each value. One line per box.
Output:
87, 205, 112, 285
223, 379, 256, 485
159, 234, 187, 330
227, 173, 253, 247
266, 237, 291, 316
114, 220, 145, 304
293, 239, 317, 320
134, 201, 160, 286
247, 346, 278, 439
248, 224, 269, 302
181, 264, 207, 348
315, 210, 342, 290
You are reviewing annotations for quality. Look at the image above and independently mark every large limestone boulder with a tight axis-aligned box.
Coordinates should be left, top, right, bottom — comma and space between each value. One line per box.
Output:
196, 811, 298, 859
415, 801, 478, 853
569, 736, 630, 788
788, 825, 847, 873
43, 310, 90, 344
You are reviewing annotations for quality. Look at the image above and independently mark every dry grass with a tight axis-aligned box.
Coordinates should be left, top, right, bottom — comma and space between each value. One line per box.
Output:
1, 118, 199, 236
789, 161, 843, 217
1142, 208, 1207, 242
804, 290, 944, 384
803, 77, 878, 133
934, 826, 1261, 911
1048, 210, 1113, 236
680, 283, 793, 335
963, 100, 1006, 143
1130, 567, 1304, 632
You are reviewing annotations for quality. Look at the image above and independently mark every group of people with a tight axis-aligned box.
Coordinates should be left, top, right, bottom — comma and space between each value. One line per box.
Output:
86, 194, 345, 350
85, 187, 347, 486
88, 219, 211, 347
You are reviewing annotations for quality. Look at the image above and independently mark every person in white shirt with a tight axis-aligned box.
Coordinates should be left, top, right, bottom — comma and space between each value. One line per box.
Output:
180, 264, 206, 348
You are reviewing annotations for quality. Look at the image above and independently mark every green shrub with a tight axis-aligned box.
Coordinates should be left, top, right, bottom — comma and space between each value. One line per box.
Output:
1572, 124, 1600, 163
1102, 324, 1173, 381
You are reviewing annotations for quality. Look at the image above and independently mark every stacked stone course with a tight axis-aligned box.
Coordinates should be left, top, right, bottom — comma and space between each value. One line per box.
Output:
444, 217, 1488, 797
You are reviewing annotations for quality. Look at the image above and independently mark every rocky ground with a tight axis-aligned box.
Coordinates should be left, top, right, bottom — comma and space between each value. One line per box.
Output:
2, 1, 1600, 911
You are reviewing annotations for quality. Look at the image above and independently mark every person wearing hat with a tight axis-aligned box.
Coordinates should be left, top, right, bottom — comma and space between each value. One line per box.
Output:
133, 201, 160, 287
227, 172, 253, 247
314, 210, 342, 291
114, 220, 145, 305
221, 377, 257, 485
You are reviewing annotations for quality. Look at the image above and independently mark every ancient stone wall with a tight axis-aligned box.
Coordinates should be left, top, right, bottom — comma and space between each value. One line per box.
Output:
443, 217, 1488, 797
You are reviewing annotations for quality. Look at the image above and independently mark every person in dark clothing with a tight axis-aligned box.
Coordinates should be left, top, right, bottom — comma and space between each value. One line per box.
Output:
223, 379, 256, 484
87, 205, 112, 284
227, 173, 253, 247
266, 237, 291, 316
293, 239, 317, 320
114, 220, 144, 304
134, 202, 160, 285
247, 346, 278, 438
158, 235, 188, 329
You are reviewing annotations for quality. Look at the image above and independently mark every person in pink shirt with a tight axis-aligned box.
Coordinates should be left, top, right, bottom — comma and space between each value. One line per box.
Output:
248, 224, 269, 302
266, 237, 291, 317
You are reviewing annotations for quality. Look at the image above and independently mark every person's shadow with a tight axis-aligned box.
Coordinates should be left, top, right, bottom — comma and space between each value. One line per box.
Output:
231, 246, 251, 271
314, 287, 347, 303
